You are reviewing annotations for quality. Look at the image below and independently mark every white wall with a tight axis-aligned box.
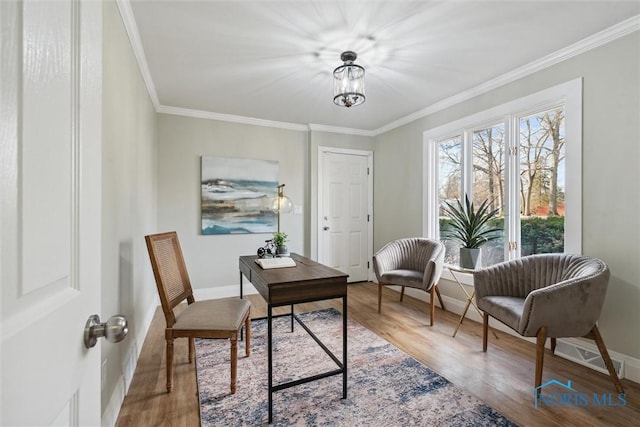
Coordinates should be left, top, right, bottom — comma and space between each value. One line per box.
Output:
373, 32, 640, 362
156, 115, 308, 293
155, 120, 376, 295
101, 0, 158, 422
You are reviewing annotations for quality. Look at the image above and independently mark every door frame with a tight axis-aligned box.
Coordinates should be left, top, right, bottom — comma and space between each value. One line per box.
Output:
317, 146, 374, 282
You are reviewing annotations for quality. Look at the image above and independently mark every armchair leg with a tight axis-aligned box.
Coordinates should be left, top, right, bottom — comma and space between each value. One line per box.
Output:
429, 289, 435, 326
435, 285, 446, 311
535, 327, 547, 392
585, 326, 624, 394
378, 283, 382, 313
400, 286, 405, 302
482, 313, 489, 352
550, 338, 556, 354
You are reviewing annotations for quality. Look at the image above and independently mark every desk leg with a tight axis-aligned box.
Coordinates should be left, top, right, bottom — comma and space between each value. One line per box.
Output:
240, 272, 243, 299
268, 304, 273, 424
290, 304, 294, 332
342, 295, 347, 399
239, 272, 244, 341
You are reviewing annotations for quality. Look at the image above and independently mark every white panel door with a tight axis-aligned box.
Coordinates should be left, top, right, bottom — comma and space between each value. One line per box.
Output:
320, 151, 369, 282
1, 1, 102, 425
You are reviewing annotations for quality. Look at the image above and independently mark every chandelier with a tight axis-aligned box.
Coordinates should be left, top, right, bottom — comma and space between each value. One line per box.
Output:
333, 51, 365, 108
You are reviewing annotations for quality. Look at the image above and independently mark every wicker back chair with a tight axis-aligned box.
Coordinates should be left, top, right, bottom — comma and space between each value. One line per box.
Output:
145, 231, 251, 394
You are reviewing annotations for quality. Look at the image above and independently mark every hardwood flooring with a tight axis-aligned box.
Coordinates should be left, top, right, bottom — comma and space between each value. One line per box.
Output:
115, 283, 639, 426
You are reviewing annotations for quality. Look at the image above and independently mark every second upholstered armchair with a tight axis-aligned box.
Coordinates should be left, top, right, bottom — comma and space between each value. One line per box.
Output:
373, 238, 446, 326
474, 253, 623, 393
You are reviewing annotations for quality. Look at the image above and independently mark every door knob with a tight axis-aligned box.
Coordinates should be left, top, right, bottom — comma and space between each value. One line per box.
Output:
323, 226, 330, 230
84, 314, 128, 348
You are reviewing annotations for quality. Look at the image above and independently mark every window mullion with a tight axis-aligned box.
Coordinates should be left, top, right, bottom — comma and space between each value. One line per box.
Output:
462, 130, 473, 199
505, 114, 520, 261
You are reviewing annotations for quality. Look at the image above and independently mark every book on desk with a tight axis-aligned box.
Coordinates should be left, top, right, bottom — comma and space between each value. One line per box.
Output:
254, 257, 297, 269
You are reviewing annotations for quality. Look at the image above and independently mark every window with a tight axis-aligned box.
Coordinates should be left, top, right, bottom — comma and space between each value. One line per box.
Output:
424, 79, 582, 267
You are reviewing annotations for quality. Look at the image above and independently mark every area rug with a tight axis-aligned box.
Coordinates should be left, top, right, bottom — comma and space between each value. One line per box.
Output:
196, 308, 517, 426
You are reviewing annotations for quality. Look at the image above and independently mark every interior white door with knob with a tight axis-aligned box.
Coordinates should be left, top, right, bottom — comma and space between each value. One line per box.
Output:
318, 148, 373, 283
1, 1, 103, 425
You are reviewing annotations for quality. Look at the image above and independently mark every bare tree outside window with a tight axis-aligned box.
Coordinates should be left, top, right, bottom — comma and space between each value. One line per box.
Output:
438, 137, 462, 265
472, 125, 505, 265
519, 107, 565, 255
430, 84, 578, 268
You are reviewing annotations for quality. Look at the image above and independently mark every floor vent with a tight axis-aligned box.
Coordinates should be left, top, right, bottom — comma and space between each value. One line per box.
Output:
555, 339, 624, 378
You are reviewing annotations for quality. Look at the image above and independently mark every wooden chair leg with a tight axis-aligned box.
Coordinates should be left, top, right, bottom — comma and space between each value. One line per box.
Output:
230, 336, 238, 394
482, 313, 489, 352
188, 337, 195, 363
429, 288, 435, 326
435, 285, 446, 311
377, 283, 382, 313
166, 338, 174, 392
550, 338, 557, 354
535, 327, 547, 391
245, 312, 252, 357
400, 286, 405, 302
587, 325, 624, 394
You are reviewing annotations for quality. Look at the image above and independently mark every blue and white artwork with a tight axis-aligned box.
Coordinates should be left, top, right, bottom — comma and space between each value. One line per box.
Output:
201, 156, 278, 235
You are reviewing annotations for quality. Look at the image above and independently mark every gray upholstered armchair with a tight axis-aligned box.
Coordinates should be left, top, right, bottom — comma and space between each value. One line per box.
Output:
372, 238, 446, 326
474, 253, 623, 393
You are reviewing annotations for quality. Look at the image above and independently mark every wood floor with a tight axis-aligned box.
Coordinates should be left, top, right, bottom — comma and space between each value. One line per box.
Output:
116, 283, 639, 426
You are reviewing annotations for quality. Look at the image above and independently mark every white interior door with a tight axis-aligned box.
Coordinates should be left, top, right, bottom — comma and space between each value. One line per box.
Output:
1, 1, 103, 425
320, 150, 371, 282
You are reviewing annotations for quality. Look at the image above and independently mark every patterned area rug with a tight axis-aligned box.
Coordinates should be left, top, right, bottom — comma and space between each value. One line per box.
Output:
196, 308, 517, 426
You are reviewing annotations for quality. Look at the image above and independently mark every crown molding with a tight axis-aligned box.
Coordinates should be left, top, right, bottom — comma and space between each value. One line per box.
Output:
157, 105, 310, 132
115, 0, 160, 109
308, 123, 375, 137
372, 15, 639, 136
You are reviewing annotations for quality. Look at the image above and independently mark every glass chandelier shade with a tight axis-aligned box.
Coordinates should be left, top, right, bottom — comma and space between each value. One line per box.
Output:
333, 51, 365, 108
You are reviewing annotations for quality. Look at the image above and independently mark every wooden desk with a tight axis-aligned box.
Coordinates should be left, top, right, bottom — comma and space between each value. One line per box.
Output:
239, 253, 348, 424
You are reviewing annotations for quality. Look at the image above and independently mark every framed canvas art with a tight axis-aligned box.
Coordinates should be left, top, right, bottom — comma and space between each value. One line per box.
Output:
201, 156, 278, 235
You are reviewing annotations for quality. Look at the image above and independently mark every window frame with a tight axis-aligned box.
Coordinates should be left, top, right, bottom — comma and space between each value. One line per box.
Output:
423, 78, 583, 267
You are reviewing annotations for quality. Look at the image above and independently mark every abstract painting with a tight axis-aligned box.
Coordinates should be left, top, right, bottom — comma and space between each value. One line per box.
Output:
201, 156, 278, 235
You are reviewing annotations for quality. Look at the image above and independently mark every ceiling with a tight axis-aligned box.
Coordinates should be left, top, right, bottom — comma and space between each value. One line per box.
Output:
128, 1, 639, 132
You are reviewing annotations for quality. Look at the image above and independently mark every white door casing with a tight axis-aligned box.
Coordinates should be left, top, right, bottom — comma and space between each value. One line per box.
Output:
318, 148, 373, 283
1, 1, 102, 425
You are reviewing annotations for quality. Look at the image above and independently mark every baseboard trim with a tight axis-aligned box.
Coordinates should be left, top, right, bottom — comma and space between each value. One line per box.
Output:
101, 375, 126, 427
102, 296, 159, 427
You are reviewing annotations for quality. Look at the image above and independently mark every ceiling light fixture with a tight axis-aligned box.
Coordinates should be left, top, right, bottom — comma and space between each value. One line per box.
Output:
333, 51, 365, 108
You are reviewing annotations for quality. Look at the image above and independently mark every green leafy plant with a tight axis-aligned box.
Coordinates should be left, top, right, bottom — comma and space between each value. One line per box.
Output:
441, 195, 502, 249
272, 232, 287, 247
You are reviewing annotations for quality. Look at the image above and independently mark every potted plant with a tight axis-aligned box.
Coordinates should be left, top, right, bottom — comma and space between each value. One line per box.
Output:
272, 231, 289, 257
441, 195, 501, 269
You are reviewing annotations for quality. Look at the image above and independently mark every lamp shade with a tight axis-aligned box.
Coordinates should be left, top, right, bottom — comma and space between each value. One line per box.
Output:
333, 51, 365, 108
270, 194, 293, 214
